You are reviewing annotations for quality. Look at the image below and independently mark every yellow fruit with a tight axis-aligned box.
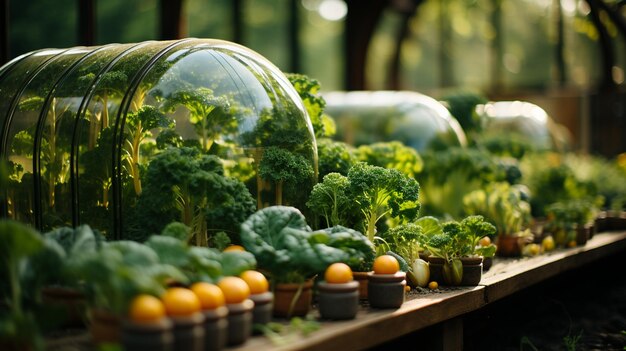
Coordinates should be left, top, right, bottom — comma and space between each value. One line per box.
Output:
223, 245, 245, 252
404, 285, 411, 292
523, 243, 541, 256
161, 287, 201, 317
128, 294, 166, 322
217, 276, 251, 304
542, 235, 555, 252
240, 270, 270, 294
324, 263, 353, 284
428, 281, 439, 290
479, 236, 492, 247
373, 255, 400, 275
190, 282, 225, 310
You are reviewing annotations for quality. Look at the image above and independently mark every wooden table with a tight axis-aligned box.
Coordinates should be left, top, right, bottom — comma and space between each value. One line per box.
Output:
230, 231, 626, 351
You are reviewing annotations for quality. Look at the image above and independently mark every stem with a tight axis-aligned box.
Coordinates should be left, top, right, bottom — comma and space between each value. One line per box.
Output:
131, 122, 143, 195
276, 180, 284, 206
288, 282, 304, 318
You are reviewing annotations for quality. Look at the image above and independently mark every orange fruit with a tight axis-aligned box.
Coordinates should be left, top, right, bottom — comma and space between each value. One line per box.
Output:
217, 276, 250, 304
128, 294, 166, 322
190, 282, 225, 310
240, 270, 269, 295
324, 263, 353, 284
372, 255, 400, 274
479, 236, 492, 247
161, 287, 201, 316
223, 245, 245, 252
428, 281, 439, 290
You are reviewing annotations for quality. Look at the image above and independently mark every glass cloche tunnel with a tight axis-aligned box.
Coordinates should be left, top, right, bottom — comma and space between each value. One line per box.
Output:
323, 91, 467, 152
0, 39, 318, 241
476, 100, 572, 152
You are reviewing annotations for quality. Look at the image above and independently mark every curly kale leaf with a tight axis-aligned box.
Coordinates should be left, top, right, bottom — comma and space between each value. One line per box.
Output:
306, 172, 355, 228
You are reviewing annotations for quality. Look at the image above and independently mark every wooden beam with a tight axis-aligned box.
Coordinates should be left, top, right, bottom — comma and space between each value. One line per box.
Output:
585, 0, 616, 90
1, 0, 9, 64
77, 0, 96, 46
232, 0, 243, 43
159, 0, 186, 40
288, 0, 300, 73
344, 0, 389, 90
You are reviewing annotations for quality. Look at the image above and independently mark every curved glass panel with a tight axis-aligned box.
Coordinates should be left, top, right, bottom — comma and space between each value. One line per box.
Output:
1, 39, 317, 242
4, 48, 90, 226
476, 101, 553, 151
76, 41, 169, 236
118, 39, 316, 241
324, 91, 467, 152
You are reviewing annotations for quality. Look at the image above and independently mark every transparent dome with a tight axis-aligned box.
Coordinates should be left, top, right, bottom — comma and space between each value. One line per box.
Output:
0, 39, 318, 241
323, 91, 467, 151
476, 101, 570, 151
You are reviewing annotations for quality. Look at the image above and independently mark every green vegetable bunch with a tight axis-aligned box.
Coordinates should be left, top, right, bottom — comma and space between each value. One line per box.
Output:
356, 141, 423, 179
286, 73, 335, 138
130, 147, 256, 245
239, 206, 375, 283
316, 138, 358, 179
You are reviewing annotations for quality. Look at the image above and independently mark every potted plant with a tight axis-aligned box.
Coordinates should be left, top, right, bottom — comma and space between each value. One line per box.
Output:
424, 216, 496, 286
463, 182, 532, 257
68, 239, 188, 344
239, 206, 375, 317
545, 198, 601, 247
0, 220, 52, 350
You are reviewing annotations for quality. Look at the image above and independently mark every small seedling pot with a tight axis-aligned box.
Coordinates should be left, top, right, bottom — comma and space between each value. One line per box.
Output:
171, 312, 205, 351
460, 257, 483, 286
225, 299, 254, 346
317, 281, 359, 320
352, 271, 371, 300
273, 279, 314, 318
367, 272, 406, 309
41, 286, 86, 328
496, 235, 525, 257
202, 306, 228, 351
121, 318, 174, 351
427, 257, 445, 284
250, 291, 273, 331
90, 308, 121, 344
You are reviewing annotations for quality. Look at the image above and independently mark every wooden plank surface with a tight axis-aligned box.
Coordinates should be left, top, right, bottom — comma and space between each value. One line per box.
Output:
231, 286, 485, 351
480, 231, 626, 303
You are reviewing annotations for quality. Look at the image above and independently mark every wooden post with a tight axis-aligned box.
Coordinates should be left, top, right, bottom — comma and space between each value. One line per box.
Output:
77, 0, 96, 46
441, 317, 464, 351
232, 0, 243, 43
160, 0, 186, 40
1, 0, 9, 64
288, 0, 300, 73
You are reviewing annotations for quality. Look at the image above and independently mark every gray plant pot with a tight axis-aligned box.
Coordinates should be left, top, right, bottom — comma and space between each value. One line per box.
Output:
122, 318, 174, 351
318, 281, 359, 320
367, 272, 406, 309
250, 291, 273, 329
226, 299, 254, 346
202, 306, 228, 351
171, 312, 205, 351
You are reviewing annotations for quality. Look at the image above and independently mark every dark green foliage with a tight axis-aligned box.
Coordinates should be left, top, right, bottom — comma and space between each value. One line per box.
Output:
286, 73, 333, 138
317, 138, 358, 178
306, 172, 355, 228
159, 221, 191, 243
380, 223, 424, 264
440, 89, 488, 135
259, 146, 315, 206
130, 147, 256, 245
348, 162, 421, 241
239, 206, 375, 283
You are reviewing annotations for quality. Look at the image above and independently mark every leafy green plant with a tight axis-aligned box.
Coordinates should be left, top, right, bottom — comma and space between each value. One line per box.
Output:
257, 316, 320, 346
68, 240, 187, 315
239, 206, 375, 283
316, 138, 358, 179
130, 147, 256, 245
463, 182, 531, 237
258, 146, 314, 206
348, 162, 420, 243
286, 73, 335, 138
356, 141, 423, 179
306, 172, 355, 228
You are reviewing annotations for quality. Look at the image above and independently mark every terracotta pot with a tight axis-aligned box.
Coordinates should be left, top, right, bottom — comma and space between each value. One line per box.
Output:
90, 309, 122, 344
273, 280, 314, 318
40, 285, 86, 328
367, 272, 406, 309
352, 271, 371, 300
496, 235, 525, 257
317, 281, 359, 320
